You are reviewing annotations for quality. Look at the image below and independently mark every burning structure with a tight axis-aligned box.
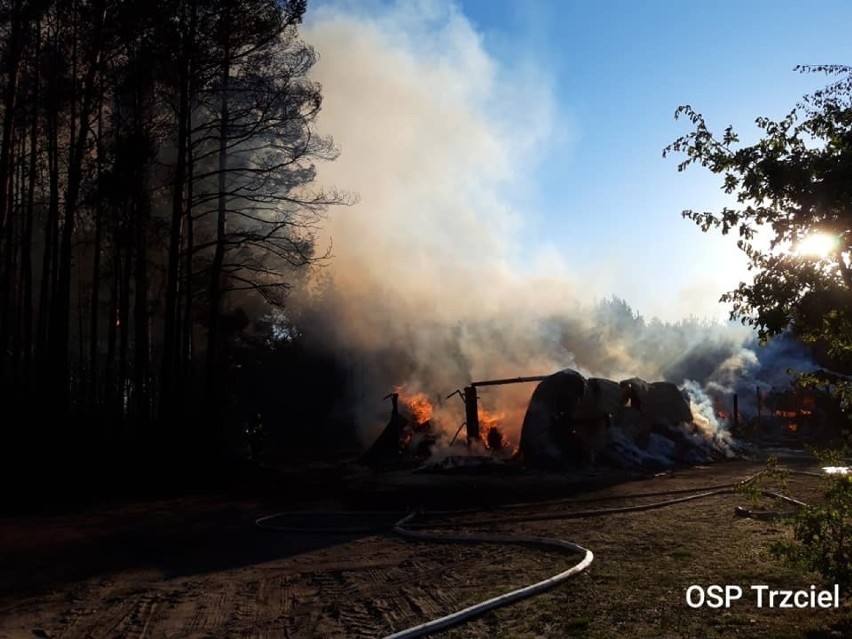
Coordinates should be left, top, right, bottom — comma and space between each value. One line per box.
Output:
749, 385, 839, 442
359, 390, 438, 467
361, 368, 738, 471
359, 384, 513, 468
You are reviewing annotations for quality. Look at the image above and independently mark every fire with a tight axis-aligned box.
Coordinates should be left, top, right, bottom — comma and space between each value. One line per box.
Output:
478, 405, 505, 431
714, 403, 743, 425
391, 386, 438, 458
766, 390, 818, 435
395, 386, 434, 425
391, 386, 522, 456
477, 405, 515, 453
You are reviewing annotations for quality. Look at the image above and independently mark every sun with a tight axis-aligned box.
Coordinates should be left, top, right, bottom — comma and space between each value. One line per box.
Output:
795, 233, 837, 258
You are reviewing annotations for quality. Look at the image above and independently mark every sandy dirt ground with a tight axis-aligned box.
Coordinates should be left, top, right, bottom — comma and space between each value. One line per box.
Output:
1, 457, 848, 638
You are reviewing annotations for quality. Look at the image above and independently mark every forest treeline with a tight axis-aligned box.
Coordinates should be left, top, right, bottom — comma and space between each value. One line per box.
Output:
0, 0, 347, 480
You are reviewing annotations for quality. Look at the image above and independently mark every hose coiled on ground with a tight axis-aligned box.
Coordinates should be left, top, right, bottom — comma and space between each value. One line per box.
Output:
255, 468, 807, 638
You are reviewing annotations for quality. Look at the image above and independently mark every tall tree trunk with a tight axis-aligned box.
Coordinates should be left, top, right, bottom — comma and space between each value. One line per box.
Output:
1, 125, 19, 377
161, 1, 192, 418
1, 127, 19, 385
76, 256, 84, 386
206, 49, 230, 398
105, 239, 119, 427
11, 130, 26, 372
48, 0, 107, 412
134, 199, 149, 426
36, 96, 59, 387
0, 0, 25, 374
182, 127, 195, 380
20, 14, 40, 395
180, 105, 196, 449
181, 0, 199, 406
118, 241, 130, 430
0, 0, 23, 232
89, 92, 104, 409
133, 114, 150, 426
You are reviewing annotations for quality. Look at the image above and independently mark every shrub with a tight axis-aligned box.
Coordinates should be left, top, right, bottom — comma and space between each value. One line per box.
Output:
770, 448, 852, 594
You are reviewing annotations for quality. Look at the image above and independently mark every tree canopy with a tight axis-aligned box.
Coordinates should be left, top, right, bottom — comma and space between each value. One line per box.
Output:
663, 65, 852, 386
0, 0, 348, 480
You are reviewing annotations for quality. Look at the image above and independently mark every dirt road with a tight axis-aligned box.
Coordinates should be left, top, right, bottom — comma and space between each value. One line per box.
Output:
1, 459, 848, 638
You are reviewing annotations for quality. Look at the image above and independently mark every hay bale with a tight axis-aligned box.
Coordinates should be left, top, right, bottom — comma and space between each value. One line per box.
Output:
577, 377, 625, 420
643, 382, 693, 426
519, 369, 586, 467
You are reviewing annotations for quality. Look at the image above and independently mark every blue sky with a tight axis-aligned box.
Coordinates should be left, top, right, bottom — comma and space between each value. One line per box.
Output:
303, 0, 852, 322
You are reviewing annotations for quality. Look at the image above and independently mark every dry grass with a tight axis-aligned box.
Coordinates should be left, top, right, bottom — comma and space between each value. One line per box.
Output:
2, 459, 849, 638
429, 463, 851, 638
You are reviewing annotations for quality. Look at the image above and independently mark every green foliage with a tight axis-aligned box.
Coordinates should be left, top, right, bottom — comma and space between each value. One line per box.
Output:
663, 66, 852, 377
807, 444, 851, 467
770, 448, 852, 594
736, 455, 789, 508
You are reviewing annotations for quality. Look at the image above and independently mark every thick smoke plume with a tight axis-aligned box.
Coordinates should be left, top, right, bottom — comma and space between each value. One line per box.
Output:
295, 2, 817, 448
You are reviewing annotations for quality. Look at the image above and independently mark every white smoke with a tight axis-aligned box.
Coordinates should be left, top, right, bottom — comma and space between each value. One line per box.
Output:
293, 1, 820, 452
681, 379, 737, 457
299, 0, 580, 441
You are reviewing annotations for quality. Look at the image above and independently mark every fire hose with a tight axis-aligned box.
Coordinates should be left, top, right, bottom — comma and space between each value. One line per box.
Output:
384, 514, 593, 639
254, 470, 808, 639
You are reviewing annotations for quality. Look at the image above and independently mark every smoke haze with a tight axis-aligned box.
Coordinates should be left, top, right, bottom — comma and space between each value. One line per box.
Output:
296, 2, 816, 446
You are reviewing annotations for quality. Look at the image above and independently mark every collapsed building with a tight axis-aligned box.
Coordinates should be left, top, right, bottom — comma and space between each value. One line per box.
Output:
359, 390, 439, 468
746, 384, 843, 443
361, 368, 739, 471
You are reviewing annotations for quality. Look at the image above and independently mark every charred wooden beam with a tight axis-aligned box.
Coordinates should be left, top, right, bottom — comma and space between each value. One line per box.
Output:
733, 393, 739, 428
464, 385, 480, 445
757, 386, 762, 429
471, 375, 550, 388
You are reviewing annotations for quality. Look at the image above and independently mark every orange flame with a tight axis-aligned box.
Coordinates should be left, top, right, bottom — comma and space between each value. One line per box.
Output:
478, 406, 512, 451
395, 386, 434, 426
478, 405, 505, 430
